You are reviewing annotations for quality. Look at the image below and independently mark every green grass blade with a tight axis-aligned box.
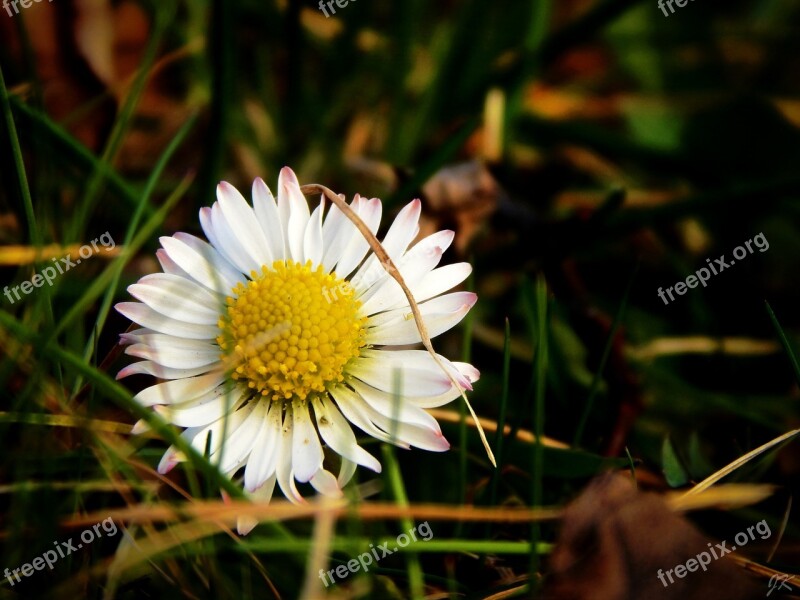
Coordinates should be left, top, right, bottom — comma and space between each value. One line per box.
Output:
765, 301, 800, 387
573, 259, 639, 447
381, 445, 425, 598
530, 275, 548, 586
71, 113, 199, 397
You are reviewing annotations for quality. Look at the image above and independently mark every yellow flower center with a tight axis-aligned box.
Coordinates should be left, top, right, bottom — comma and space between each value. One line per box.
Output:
217, 260, 367, 401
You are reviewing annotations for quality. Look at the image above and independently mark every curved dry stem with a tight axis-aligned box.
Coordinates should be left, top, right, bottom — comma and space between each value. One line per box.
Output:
300, 183, 496, 466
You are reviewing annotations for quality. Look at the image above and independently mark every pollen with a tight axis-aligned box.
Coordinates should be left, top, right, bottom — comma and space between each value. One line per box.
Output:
217, 260, 367, 401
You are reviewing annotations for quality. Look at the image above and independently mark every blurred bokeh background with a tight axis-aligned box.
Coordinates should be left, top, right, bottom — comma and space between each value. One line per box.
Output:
1, 0, 800, 598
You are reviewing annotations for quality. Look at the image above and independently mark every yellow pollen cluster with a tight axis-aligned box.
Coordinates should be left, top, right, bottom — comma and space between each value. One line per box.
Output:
217, 260, 367, 401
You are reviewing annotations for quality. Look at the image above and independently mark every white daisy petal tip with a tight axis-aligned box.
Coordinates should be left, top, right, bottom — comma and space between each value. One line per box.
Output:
130, 419, 151, 435
237, 516, 258, 536
310, 469, 343, 497
424, 430, 451, 452
456, 373, 473, 392
115, 368, 129, 381
460, 291, 479, 309
279, 165, 299, 184
157, 449, 185, 474
216, 180, 235, 198
119, 332, 137, 346
456, 362, 481, 384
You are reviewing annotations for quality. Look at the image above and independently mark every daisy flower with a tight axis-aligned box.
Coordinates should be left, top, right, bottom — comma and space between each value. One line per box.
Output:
116, 167, 478, 533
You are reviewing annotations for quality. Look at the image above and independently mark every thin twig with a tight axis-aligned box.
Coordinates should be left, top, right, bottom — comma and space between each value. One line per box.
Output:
300, 183, 496, 466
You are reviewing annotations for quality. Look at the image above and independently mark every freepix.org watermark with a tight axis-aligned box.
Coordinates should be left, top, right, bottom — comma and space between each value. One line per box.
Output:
318, 521, 433, 587
3, 0, 53, 18
656, 519, 771, 588
3, 232, 115, 305
657, 0, 697, 17
317, 0, 356, 18
657, 232, 768, 305
4, 517, 118, 587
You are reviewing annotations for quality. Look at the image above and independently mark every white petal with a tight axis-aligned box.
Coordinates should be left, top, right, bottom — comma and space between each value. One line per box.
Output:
338, 457, 357, 488
116, 302, 220, 339
216, 181, 274, 266
128, 273, 223, 325
133, 369, 226, 407
124, 336, 220, 369
210, 201, 262, 275
357, 229, 453, 305
405, 361, 481, 408
276, 403, 305, 504
186, 407, 253, 456
291, 399, 324, 483
160, 234, 243, 295
348, 356, 452, 397
155, 386, 247, 427
119, 328, 157, 344
244, 401, 282, 492
328, 384, 410, 448
322, 194, 352, 273
340, 386, 449, 452
357, 245, 444, 316
200, 207, 240, 275
348, 379, 442, 432
321, 195, 359, 272
365, 292, 477, 345
388, 263, 472, 311
334, 198, 382, 279
350, 199, 421, 293
156, 417, 241, 474
237, 474, 276, 535
116, 360, 213, 380
211, 401, 264, 473
380, 198, 422, 256
384, 422, 450, 452
278, 167, 310, 262
158, 445, 182, 474
309, 469, 342, 497
303, 198, 324, 266
361, 348, 473, 391
311, 395, 381, 472
156, 249, 191, 278
252, 178, 286, 262
321, 198, 346, 246
365, 262, 471, 315
131, 419, 151, 434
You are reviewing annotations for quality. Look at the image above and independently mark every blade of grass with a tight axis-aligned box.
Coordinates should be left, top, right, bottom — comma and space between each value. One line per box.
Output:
0, 64, 42, 252
489, 318, 512, 510
573, 259, 639, 447
381, 445, 424, 599
71, 112, 199, 398
0, 62, 60, 386
767, 496, 792, 563
624, 446, 637, 489
9, 98, 144, 215
530, 275, 548, 587
681, 429, 800, 497
765, 301, 800, 386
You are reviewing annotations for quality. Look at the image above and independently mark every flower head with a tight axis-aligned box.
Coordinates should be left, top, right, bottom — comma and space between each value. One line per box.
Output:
116, 167, 478, 533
